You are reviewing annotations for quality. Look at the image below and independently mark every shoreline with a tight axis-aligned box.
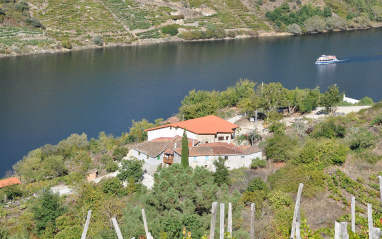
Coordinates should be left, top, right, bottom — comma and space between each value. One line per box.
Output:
1, 24, 381, 58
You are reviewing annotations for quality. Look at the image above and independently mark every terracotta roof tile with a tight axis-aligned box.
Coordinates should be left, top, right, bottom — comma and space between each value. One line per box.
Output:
134, 137, 197, 157
146, 115, 239, 135
0, 177, 21, 189
185, 143, 261, 157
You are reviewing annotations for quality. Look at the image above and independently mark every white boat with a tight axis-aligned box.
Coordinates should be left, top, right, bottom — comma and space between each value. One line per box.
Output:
315, 55, 339, 64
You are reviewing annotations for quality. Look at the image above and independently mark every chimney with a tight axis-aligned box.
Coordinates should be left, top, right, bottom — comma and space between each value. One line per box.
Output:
175, 143, 177, 148
228, 137, 231, 144
192, 140, 195, 147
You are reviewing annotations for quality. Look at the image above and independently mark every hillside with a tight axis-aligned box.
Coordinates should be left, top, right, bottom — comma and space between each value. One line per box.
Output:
0, 0, 382, 56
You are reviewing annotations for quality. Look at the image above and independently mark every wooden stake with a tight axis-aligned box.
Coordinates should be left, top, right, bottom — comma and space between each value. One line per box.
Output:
340, 222, 348, 239
368, 204, 373, 239
81, 210, 92, 239
142, 208, 149, 239
111, 217, 123, 239
210, 202, 218, 239
379, 176, 382, 206
250, 203, 255, 239
351, 196, 355, 233
335, 221, 340, 239
220, 203, 225, 239
228, 202, 232, 238
291, 183, 303, 239
373, 227, 381, 239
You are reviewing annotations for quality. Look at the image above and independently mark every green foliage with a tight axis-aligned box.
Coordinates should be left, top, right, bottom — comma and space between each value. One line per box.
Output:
161, 24, 179, 36
42, 155, 68, 178
311, 117, 346, 139
179, 89, 219, 120
25, 17, 43, 28
3, 185, 23, 200
181, 130, 189, 168
304, 15, 326, 32
118, 158, 143, 182
265, 134, 297, 162
268, 190, 292, 210
128, 119, 154, 142
250, 158, 266, 169
31, 189, 67, 235
268, 164, 325, 197
0, 226, 9, 239
213, 157, 230, 186
105, 160, 119, 172
62, 40, 72, 49
296, 138, 348, 166
320, 85, 344, 114
102, 177, 123, 195
348, 130, 376, 152
269, 121, 286, 135
247, 177, 268, 192
113, 147, 129, 161
93, 35, 103, 46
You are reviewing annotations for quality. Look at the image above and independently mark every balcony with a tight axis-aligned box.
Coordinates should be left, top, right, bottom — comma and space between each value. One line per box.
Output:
163, 155, 174, 164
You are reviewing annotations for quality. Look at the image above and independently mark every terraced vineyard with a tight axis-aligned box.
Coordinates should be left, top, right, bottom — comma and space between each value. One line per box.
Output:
28, 0, 131, 41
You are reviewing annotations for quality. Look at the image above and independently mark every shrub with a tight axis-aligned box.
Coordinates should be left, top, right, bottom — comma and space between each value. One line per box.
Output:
3, 185, 23, 200
26, 18, 42, 28
349, 131, 376, 152
62, 40, 72, 49
287, 23, 301, 34
93, 36, 103, 46
269, 122, 286, 135
113, 147, 129, 161
105, 161, 118, 172
304, 15, 326, 33
268, 190, 292, 211
251, 158, 267, 169
247, 177, 268, 192
268, 164, 325, 197
161, 24, 179, 36
265, 134, 297, 162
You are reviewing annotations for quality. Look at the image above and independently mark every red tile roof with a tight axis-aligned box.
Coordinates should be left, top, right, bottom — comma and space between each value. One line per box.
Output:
0, 177, 21, 189
146, 115, 239, 135
134, 137, 198, 157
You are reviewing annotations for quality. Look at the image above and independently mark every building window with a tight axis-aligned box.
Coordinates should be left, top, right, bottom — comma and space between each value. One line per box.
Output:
226, 136, 229, 140
157, 155, 160, 160
193, 156, 197, 161
224, 156, 228, 160
147, 155, 149, 159
206, 156, 209, 160
138, 151, 140, 155
218, 136, 224, 141
205, 165, 208, 168
241, 156, 245, 158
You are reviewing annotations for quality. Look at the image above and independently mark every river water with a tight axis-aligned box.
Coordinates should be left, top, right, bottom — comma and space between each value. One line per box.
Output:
1, 28, 382, 176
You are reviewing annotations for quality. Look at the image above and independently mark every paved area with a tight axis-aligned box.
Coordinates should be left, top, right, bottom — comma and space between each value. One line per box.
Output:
51, 185, 73, 196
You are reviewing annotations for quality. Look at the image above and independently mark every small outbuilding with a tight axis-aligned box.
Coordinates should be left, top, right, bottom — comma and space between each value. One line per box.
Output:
0, 177, 21, 189
86, 169, 98, 181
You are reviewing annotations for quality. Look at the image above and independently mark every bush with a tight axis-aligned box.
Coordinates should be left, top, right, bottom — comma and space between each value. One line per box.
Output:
269, 122, 286, 135
62, 40, 72, 49
161, 24, 179, 36
26, 18, 42, 28
247, 177, 268, 192
113, 147, 129, 161
93, 36, 103, 46
304, 15, 326, 33
3, 185, 23, 200
349, 131, 376, 152
265, 134, 297, 162
105, 161, 118, 172
287, 23, 301, 34
251, 158, 266, 169
268, 190, 292, 211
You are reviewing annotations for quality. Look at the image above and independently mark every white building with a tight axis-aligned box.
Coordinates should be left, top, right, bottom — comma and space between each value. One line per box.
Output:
146, 115, 239, 144
174, 142, 262, 172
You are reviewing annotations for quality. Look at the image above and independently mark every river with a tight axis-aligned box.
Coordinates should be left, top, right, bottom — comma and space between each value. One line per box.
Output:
1, 28, 382, 176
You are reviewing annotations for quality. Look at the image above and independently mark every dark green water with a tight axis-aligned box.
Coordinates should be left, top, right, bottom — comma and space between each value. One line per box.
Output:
1, 28, 382, 176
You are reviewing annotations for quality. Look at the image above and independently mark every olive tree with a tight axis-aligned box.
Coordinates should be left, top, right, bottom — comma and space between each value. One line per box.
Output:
286, 23, 301, 34
304, 15, 326, 33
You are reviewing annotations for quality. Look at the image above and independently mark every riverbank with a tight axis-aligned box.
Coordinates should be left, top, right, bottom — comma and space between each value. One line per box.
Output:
1, 24, 381, 58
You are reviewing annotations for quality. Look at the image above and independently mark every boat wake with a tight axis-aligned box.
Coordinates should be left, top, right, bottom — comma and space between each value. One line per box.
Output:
336, 54, 382, 64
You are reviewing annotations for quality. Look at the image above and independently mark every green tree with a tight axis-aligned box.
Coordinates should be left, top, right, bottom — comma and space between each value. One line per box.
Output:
113, 147, 129, 161
257, 82, 288, 113
31, 189, 67, 235
93, 35, 103, 46
304, 15, 326, 32
129, 119, 154, 142
213, 157, 230, 186
181, 129, 189, 168
42, 155, 68, 178
118, 157, 143, 182
179, 90, 219, 119
320, 85, 344, 114
265, 134, 297, 162
161, 24, 179, 36
286, 23, 301, 34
